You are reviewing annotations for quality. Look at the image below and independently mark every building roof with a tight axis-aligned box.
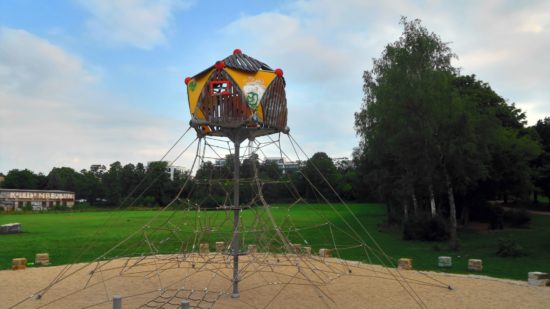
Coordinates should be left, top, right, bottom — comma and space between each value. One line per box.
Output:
0, 189, 74, 194
193, 52, 274, 78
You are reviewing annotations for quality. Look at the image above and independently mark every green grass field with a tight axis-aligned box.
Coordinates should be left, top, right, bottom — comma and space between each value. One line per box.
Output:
1, 203, 549, 281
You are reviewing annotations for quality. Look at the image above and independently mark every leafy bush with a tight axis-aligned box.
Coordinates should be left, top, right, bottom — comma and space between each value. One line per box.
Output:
198, 196, 225, 209
468, 201, 492, 222
503, 209, 531, 228
52, 205, 69, 211
73, 202, 92, 210
22, 203, 33, 211
496, 237, 526, 257
488, 206, 504, 230
469, 204, 507, 230
403, 216, 450, 241
141, 196, 157, 208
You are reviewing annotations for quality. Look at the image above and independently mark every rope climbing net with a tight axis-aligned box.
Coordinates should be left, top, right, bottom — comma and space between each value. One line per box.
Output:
12, 130, 451, 309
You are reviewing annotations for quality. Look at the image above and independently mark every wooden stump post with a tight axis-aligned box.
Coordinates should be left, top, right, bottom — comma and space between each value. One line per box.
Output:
291, 243, 301, 254
468, 259, 483, 272
398, 258, 413, 270
199, 243, 209, 255
12, 258, 27, 270
35, 253, 50, 265
438, 256, 452, 268
215, 242, 225, 253
319, 248, 332, 258
528, 272, 548, 286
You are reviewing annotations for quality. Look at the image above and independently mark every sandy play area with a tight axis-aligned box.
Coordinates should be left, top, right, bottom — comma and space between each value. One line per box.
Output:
1, 253, 549, 308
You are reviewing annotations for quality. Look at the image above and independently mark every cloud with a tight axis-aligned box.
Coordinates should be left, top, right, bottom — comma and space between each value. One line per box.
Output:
217, 2, 407, 158
0, 27, 188, 174
0, 28, 97, 95
220, 0, 550, 141
78, 0, 193, 49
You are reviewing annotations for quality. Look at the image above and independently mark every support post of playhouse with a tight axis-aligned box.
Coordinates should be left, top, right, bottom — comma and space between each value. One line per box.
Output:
113, 295, 122, 309
181, 299, 190, 309
231, 137, 241, 298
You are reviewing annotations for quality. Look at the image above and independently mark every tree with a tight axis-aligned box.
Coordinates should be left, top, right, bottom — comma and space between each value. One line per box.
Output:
355, 18, 493, 248
77, 169, 104, 204
120, 163, 138, 198
532, 118, 550, 201
46, 167, 81, 192
259, 160, 282, 180
145, 161, 172, 206
102, 162, 123, 206
335, 160, 357, 201
453, 75, 540, 206
3, 169, 44, 189
301, 152, 339, 201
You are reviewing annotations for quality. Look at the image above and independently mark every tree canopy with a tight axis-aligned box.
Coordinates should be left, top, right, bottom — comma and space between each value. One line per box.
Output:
354, 17, 540, 248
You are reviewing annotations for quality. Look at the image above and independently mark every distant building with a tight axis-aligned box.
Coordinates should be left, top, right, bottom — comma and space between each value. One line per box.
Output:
265, 158, 300, 174
147, 161, 186, 181
0, 189, 75, 211
213, 159, 226, 168
0, 173, 5, 185
332, 157, 351, 169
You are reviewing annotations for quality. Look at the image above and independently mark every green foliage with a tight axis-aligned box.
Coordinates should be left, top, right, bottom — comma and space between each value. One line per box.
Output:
3, 169, 47, 189
102, 162, 123, 206
191, 151, 351, 205
354, 17, 541, 244
47, 167, 79, 192
403, 216, 450, 241
503, 209, 531, 228
22, 202, 33, 212
72, 202, 92, 210
488, 206, 505, 230
496, 237, 526, 257
532, 118, 550, 203
52, 205, 70, 211
301, 152, 339, 201
141, 196, 157, 208
354, 17, 483, 244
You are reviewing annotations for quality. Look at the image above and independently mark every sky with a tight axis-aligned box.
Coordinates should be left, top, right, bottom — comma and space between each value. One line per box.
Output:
0, 0, 549, 174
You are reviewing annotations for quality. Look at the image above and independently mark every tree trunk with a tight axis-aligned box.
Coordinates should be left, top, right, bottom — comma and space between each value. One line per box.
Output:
403, 201, 409, 221
411, 193, 418, 216
461, 203, 470, 226
444, 171, 459, 250
429, 184, 436, 217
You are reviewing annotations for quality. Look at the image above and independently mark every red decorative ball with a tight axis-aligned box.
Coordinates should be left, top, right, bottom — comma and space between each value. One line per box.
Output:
215, 60, 225, 71
233, 48, 242, 55
184, 77, 191, 85
275, 68, 284, 77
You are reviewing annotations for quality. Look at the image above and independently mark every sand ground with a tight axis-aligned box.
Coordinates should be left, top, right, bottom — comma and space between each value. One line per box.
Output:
1, 254, 549, 308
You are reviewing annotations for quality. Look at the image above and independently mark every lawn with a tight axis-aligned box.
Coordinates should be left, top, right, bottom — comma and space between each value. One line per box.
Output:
0, 203, 549, 281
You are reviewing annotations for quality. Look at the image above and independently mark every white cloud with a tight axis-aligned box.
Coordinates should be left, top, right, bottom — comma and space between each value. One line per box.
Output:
0, 27, 188, 174
78, 0, 192, 49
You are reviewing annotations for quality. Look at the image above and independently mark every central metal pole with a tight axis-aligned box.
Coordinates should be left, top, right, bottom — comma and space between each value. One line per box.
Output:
231, 138, 241, 298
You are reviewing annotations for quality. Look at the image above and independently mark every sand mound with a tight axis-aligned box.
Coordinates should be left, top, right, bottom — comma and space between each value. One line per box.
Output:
1, 254, 549, 308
